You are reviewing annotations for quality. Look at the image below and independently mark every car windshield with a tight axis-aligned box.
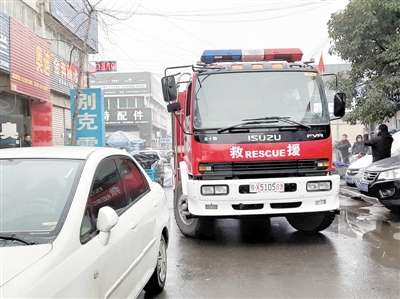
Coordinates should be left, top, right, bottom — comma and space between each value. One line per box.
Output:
193, 71, 330, 129
0, 158, 83, 243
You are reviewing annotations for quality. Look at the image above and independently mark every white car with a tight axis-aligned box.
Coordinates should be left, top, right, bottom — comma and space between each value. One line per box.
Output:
0, 147, 170, 298
345, 131, 400, 188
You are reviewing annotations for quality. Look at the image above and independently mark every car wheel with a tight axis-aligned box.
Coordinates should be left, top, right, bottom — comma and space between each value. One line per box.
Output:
144, 234, 167, 295
286, 211, 336, 233
174, 181, 215, 238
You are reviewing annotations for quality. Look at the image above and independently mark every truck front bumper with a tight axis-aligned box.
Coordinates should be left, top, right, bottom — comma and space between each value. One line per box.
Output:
186, 175, 340, 216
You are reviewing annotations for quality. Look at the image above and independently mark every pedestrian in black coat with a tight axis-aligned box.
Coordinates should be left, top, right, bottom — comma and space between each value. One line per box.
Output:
349, 134, 367, 163
351, 134, 367, 156
364, 124, 393, 162
21, 134, 32, 147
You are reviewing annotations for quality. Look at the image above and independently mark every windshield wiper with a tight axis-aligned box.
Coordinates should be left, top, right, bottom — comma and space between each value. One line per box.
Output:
217, 119, 278, 133
242, 116, 311, 130
0, 234, 38, 245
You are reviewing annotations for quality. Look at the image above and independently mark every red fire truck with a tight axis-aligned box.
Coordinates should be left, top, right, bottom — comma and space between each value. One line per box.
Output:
161, 48, 346, 237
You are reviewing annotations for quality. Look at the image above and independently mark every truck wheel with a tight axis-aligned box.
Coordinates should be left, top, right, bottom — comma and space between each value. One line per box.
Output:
174, 181, 214, 238
285, 211, 336, 233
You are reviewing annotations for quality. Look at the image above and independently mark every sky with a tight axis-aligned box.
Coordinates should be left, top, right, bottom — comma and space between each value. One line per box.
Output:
91, 0, 350, 79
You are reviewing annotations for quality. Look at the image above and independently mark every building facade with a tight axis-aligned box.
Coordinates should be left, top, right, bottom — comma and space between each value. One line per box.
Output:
90, 72, 172, 150
0, 0, 97, 148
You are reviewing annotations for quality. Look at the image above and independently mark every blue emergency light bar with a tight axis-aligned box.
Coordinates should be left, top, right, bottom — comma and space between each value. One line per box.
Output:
200, 48, 303, 64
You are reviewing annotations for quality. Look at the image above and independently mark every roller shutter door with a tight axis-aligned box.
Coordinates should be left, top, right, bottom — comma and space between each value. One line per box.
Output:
53, 106, 65, 146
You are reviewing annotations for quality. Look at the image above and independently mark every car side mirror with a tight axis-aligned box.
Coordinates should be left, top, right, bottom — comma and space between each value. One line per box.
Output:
161, 75, 177, 102
97, 206, 119, 246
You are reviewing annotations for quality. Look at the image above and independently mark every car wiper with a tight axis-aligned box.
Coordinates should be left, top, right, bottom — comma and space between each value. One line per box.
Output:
217, 119, 278, 133
0, 234, 37, 245
242, 116, 311, 130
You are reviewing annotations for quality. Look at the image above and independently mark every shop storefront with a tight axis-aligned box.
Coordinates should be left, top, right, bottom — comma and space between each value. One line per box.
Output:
0, 13, 52, 148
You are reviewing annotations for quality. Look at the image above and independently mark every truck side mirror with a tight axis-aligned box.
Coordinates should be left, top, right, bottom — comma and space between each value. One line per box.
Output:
333, 92, 346, 118
161, 75, 178, 102
167, 102, 181, 113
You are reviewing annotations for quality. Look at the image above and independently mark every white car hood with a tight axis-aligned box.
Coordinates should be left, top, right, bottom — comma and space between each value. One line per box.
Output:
348, 154, 372, 170
0, 244, 52, 287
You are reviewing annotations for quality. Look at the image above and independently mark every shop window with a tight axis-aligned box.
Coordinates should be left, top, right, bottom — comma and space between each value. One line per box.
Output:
128, 98, 136, 108
119, 98, 127, 108
137, 97, 144, 108
110, 98, 118, 109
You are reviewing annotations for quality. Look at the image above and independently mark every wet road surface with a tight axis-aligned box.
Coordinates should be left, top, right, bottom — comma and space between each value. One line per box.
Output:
139, 185, 400, 299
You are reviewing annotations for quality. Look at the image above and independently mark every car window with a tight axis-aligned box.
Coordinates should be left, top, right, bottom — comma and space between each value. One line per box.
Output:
116, 157, 150, 203
81, 158, 128, 241
1, 158, 82, 243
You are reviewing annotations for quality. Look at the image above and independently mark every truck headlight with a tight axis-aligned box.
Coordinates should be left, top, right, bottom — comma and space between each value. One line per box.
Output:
307, 181, 332, 191
201, 185, 229, 195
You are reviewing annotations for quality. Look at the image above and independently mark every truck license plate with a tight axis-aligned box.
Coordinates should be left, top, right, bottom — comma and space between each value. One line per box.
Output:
250, 182, 284, 193
359, 182, 369, 192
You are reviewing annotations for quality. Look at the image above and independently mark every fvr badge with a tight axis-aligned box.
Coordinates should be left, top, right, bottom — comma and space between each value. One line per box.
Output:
70, 88, 105, 147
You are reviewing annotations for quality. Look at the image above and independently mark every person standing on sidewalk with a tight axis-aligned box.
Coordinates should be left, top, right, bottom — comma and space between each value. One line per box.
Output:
364, 124, 393, 162
334, 134, 351, 164
21, 134, 32, 147
350, 134, 367, 163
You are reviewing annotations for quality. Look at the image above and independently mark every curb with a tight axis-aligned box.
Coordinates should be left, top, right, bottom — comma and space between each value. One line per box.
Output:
339, 181, 362, 199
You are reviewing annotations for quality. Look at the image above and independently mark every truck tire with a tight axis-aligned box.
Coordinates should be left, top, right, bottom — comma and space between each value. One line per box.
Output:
174, 181, 214, 238
285, 211, 336, 233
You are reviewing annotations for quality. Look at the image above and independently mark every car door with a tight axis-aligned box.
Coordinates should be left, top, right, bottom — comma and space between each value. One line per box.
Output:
116, 156, 160, 285
84, 157, 144, 299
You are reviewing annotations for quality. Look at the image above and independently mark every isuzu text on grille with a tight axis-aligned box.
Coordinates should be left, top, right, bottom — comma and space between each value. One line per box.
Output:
247, 134, 281, 142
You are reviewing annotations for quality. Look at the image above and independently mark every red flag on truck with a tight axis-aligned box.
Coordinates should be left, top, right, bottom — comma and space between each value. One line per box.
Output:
318, 53, 325, 74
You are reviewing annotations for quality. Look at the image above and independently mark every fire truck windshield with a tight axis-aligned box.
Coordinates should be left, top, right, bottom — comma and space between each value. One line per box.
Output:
193, 71, 330, 130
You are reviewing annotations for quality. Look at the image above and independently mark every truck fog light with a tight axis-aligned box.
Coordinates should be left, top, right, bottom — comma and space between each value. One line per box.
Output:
201, 186, 214, 195
215, 185, 228, 195
315, 199, 326, 205
379, 188, 395, 198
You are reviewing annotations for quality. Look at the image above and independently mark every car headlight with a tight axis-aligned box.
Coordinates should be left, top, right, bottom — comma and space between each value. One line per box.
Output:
378, 168, 400, 180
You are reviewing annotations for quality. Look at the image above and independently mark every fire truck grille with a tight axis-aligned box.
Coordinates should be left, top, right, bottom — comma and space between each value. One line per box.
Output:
201, 160, 327, 180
